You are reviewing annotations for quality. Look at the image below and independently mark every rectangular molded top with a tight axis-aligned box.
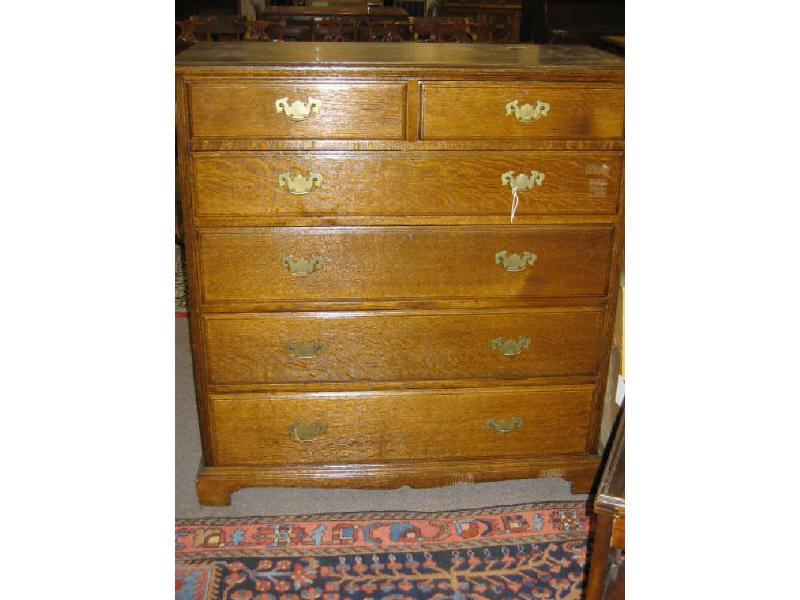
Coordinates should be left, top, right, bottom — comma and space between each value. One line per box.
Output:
176, 42, 624, 72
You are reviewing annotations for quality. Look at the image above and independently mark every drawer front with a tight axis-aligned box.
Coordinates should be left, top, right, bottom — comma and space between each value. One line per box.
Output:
192, 151, 621, 217
198, 226, 613, 303
421, 83, 624, 140
203, 309, 603, 385
210, 386, 593, 465
189, 83, 405, 140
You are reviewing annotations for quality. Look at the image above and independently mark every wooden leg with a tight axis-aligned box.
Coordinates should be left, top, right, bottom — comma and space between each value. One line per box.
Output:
585, 513, 614, 600
196, 478, 241, 506
565, 469, 598, 494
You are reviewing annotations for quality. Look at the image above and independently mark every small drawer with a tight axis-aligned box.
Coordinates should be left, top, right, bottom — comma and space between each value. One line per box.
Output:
202, 308, 603, 385
189, 82, 406, 140
209, 386, 593, 465
197, 225, 614, 304
192, 151, 622, 217
421, 82, 624, 140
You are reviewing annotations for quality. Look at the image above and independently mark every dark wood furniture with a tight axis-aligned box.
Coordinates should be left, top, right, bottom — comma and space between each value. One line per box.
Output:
593, 34, 624, 57
395, 0, 426, 17
175, 19, 211, 54
201, 13, 242, 41
175, 42, 625, 505
258, 5, 409, 20
239, 19, 288, 41
586, 404, 625, 600
312, 19, 361, 41
367, 19, 411, 41
544, 0, 624, 44
438, 0, 521, 42
411, 17, 482, 42
257, 6, 409, 40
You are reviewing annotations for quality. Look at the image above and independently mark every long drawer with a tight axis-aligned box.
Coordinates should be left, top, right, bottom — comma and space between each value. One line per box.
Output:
202, 308, 604, 385
191, 151, 622, 217
198, 225, 614, 304
209, 386, 594, 465
188, 83, 406, 140
421, 82, 624, 140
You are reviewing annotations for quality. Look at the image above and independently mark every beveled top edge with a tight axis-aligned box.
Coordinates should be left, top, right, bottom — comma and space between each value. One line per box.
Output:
176, 42, 625, 70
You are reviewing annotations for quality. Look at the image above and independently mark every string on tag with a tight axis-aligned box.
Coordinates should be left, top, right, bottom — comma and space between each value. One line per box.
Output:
510, 186, 520, 223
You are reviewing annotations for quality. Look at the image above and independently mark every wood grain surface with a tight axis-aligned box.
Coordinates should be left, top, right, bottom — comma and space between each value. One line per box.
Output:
176, 42, 625, 71
202, 308, 604, 385
209, 385, 594, 464
189, 139, 625, 153
191, 151, 621, 217
189, 82, 405, 139
195, 454, 602, 505
197, 225, 614, 304
421, 83, 623, 140
177, 42, 624, 501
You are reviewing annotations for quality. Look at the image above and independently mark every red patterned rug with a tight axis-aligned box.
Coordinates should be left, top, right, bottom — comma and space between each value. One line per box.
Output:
176, 501, 594, 600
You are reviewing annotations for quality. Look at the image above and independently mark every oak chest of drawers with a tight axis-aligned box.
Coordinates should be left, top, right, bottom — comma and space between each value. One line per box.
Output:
176, 42, 624, 506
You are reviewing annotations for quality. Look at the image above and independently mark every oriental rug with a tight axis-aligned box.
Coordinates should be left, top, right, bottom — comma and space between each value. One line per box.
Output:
176, 501, 593, 600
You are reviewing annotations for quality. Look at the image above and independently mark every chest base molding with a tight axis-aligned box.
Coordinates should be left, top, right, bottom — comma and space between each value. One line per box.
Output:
195, 454, 602, 506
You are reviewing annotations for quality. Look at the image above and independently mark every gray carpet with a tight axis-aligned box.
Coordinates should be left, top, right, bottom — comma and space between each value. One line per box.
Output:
175, 317, 588, 518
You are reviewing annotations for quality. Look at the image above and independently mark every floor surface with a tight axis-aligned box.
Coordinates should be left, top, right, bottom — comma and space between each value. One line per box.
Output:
175, 317, 588, 518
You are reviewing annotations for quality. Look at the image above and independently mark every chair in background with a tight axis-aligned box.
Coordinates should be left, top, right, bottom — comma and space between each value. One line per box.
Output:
368, 20, 409, 41
312, 19, 360, 41
199, 12, 241, 41
307, 0, 368, 6
410, 17, 480, 42
435, 0, 521, 42
176, 18, 211, 53
238, 19, 287, 41
245, 13, 312, 41
481, 10, 516, 42
585, 404, 625, 600
410, 16, 438, 41
436, 17, 480, 42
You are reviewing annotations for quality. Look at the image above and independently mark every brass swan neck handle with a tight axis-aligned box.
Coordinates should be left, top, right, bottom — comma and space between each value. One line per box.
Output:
505, 99, 550, 123
289, 422, 327, 442
486, 417, 524, 434
491, 336, 531, 357
275, 97, 321, 122
278, 172, 323, 195
286, 340, 327, 359
495, 251, 537, 272
282, 255, 324, 277
501, 170, 545, 192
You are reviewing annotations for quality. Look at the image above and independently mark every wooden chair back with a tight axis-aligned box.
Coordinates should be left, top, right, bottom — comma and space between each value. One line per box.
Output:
176, 19, 211, 53
436, 17, 480, 42
176, 19, 212, 43
312, 20, 360, 42
239, 19, 287, 41
368, 20, 409, 41
410, 17, 479, 42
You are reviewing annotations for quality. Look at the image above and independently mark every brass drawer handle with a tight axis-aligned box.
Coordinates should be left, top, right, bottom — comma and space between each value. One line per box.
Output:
289, 422, 327, 443
495, 251, 537, 272
275, 97, 321, 122
505, 99, 550, 123
501, 170, 545, 192
282, 255, 324, 276
278, 172, 323, 195
286, 340, 327, 359
491, 336, 531, 357
486, 417, 524, 434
